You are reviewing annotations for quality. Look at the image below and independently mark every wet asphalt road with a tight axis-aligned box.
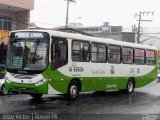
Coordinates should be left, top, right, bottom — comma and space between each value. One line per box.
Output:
1, 81, 160, 120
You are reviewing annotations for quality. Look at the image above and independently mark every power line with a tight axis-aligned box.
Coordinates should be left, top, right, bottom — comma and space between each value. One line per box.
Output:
141, 32, 160, 43
136, 11, 154, 44
13, 18, 65, 30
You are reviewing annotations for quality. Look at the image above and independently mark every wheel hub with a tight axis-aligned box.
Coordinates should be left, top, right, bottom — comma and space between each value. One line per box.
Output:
70, 85, 77, 98
128, 81, 133, 92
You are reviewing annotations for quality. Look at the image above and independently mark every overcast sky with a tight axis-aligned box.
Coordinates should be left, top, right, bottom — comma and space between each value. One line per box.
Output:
30, 0, 160, 28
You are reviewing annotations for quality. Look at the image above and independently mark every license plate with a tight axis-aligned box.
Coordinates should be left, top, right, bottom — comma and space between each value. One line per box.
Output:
19, 88, 27, 91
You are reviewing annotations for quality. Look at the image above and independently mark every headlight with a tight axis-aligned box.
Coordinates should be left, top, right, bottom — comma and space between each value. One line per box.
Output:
35, 78, 48, 86
5, 77, 12, 83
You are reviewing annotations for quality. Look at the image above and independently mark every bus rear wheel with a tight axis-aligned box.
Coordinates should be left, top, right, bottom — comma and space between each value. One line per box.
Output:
126, 79, 135, 94
30, 93, 43, 99
65, 81, 80, 100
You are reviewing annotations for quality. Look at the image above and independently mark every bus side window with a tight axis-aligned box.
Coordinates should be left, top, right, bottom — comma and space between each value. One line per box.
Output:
72, 40, 90, 62
51, 37, 68, 70
91, 43, 106, 63
135, 49, 145, 65
108, 45, 121, 64
122, 47, 134, 64
146, 50, 155, 65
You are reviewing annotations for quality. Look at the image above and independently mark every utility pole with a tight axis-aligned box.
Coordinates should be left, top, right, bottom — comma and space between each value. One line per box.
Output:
137, 11, 154, 43
136, 11, 154, 44
65, 0, 76, 28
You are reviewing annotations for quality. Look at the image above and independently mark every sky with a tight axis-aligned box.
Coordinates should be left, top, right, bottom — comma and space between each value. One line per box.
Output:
30, 0, 160, 28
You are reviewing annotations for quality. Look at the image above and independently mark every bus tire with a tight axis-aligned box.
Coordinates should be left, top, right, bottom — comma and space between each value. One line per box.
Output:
126, 79, 135, 94
30, 93, 43, 99
65, 81, 80, 100
1, 84, 8, 95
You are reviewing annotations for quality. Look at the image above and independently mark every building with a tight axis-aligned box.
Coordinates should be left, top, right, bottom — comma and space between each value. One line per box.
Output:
0, 0, 34, 73
75, 23, 135, 43
69, 22, 83, 29
0, 0, 34, 44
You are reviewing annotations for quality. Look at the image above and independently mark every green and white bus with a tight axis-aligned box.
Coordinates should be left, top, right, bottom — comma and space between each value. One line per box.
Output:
5, 30, 158, 100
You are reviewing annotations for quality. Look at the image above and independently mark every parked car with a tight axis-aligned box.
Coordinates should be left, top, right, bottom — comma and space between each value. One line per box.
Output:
0, 73, 8, 95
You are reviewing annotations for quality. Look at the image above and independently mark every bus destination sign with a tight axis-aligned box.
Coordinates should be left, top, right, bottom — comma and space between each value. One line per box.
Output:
14, 32, 44, 38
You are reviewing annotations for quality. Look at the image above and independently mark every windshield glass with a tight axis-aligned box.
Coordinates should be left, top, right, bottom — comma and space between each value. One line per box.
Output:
7, 40, 48, 70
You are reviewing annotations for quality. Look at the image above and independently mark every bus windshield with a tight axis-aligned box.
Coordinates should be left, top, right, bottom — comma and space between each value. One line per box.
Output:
7, 40, 48, 70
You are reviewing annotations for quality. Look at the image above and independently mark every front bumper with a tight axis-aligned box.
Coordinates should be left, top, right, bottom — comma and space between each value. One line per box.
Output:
5, 81, 48, 94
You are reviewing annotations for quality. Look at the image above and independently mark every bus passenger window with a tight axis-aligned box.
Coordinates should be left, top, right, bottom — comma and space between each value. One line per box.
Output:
91, 43, 106, 63
72, 40, 90, 62
108, 45, 121, 63
135, 49, 145, 65
146, 50, 155, 65
122, 47, 134, 64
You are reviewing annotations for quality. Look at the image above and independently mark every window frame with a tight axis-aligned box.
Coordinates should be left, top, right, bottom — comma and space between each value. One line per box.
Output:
91, 42, 107, 63
72, 40, 90, 62
108, 44, 121, 64
0, 17, 12, 31
134, 48, 145, 65
122, 47, 134, 64
145, 49, 155, 65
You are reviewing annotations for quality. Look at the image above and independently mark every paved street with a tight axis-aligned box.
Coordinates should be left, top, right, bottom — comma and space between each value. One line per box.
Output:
0, 81, 160, 120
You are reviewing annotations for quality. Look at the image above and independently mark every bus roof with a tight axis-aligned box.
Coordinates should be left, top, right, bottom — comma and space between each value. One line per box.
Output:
11, 29, 158, 50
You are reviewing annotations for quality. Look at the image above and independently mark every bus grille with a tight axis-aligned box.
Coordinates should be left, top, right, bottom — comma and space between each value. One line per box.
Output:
10, 73, 37, 79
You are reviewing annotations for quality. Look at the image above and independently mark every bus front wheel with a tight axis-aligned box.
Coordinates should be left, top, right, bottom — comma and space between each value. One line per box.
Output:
126, 79, 135, 94
30, 93, 43, 99
65, 81, 80, 100
1, 84, 8, 95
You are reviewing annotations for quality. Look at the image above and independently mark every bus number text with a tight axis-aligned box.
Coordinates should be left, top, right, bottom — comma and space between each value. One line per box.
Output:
69, 67, 84, 72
